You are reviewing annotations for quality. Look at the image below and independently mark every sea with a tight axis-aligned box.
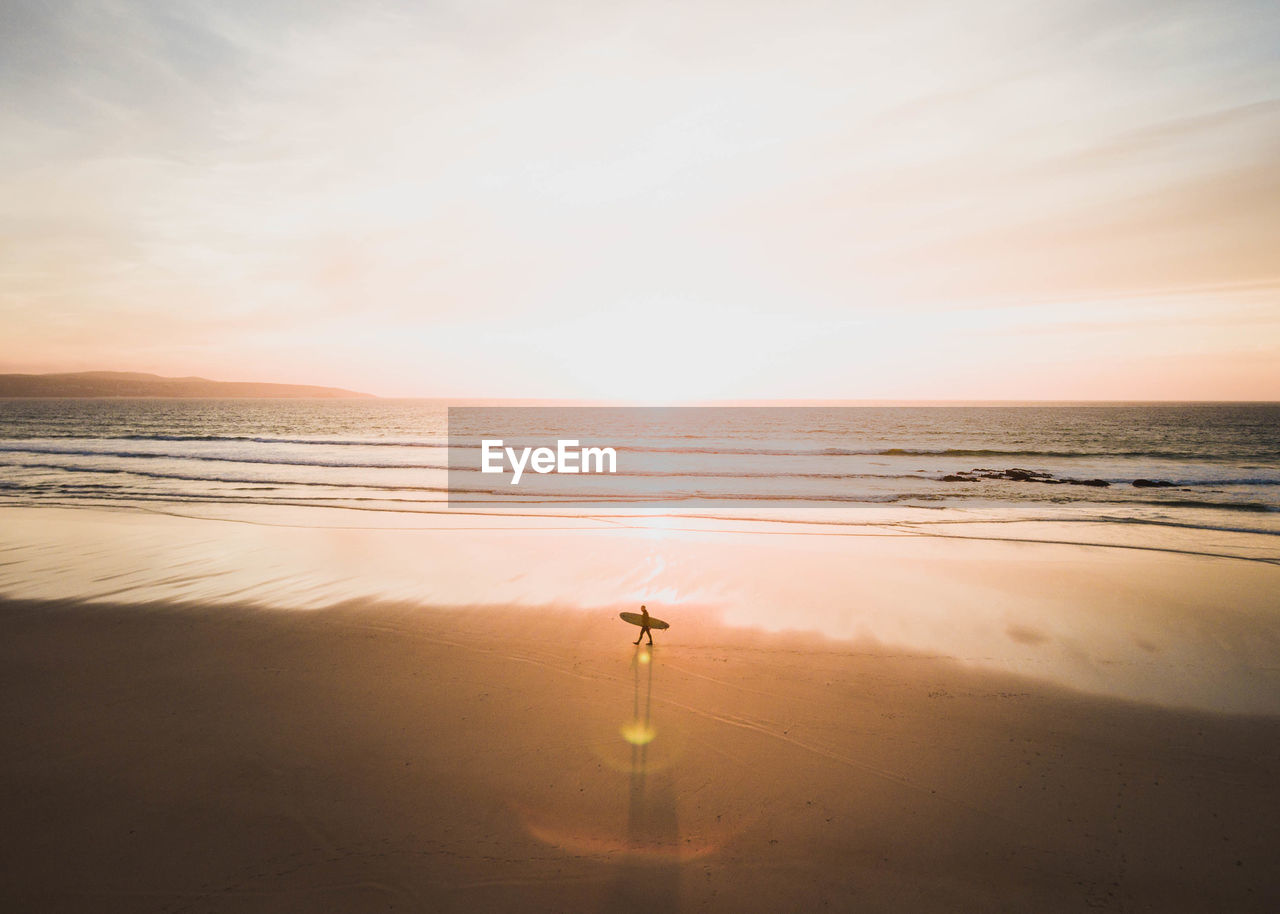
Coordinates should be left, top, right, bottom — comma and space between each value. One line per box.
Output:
0, 400, 1277, 533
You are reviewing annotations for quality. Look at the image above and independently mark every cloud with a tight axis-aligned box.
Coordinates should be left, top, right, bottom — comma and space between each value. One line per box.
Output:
1, 0, 1278, 396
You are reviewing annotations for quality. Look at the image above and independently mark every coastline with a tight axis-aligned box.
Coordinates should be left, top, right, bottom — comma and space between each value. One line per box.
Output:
2, 503, 1277, 713
8, 0, 1279, 908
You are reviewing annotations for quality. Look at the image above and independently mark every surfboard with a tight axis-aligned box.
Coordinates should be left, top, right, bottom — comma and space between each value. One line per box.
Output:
620, 611, 669, 630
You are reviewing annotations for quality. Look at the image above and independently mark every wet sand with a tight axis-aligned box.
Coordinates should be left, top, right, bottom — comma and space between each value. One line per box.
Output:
2, 597, 1277, 912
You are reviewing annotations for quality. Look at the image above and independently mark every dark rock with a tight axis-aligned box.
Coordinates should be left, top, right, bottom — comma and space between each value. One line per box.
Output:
941, 467, 1109, 489
1132, 479, 1174, 488
1004, 468, 1054, 482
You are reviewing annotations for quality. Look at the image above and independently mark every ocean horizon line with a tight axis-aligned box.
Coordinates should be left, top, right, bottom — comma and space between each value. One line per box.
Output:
7, 396, 1274, 406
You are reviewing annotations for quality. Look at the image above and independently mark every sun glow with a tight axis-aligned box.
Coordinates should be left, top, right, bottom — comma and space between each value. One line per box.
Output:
2, 2, 1277, 398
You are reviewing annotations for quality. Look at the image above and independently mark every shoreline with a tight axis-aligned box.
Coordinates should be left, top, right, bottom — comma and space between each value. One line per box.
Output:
2, 503, 1278, 714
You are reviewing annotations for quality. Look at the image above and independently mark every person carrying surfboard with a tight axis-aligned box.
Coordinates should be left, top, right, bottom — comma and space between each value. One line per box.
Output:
619, 605, 668, 641
634, 604, 654, 646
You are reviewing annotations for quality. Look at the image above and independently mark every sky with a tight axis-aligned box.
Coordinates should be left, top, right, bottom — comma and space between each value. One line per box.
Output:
1, 0, 1278, 399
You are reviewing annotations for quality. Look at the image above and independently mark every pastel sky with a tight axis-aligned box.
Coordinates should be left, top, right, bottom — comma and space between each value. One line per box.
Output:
2, 0, 1278, 399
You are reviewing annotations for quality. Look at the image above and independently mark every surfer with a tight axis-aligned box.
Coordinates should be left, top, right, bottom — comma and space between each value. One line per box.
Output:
634, 604, 654, 646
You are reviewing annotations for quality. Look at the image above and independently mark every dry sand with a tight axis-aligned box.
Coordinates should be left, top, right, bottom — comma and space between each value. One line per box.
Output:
2, 597, 1277, 912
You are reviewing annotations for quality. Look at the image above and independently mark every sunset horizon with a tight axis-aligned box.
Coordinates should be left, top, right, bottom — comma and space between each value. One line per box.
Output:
3, 366, 1280, 404
3, 2, 1277, 401
2, 3, 1278, 912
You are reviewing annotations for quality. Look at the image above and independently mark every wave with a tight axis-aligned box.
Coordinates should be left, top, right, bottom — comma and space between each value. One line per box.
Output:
556, 444, 1241, 459
0, 444, 449, 471
872, 446, 1280, 461
933, 473, 1280, 487
3, 454, 1278, 494
0, 454, 937, 483
1123, 498, 1279, 513
4, 437, 1277, 463
10, 483, 1277, 518
477, 443, 1278, 461
3, 434, 450, 447
0, 461, 450, 493
0, 448, 925, 480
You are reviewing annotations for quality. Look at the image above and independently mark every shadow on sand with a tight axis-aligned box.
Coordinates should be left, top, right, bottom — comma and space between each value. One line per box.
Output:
607, 643, 681, 911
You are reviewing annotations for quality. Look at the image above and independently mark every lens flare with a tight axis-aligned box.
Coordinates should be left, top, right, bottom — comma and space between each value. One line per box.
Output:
621, 720, 656, 745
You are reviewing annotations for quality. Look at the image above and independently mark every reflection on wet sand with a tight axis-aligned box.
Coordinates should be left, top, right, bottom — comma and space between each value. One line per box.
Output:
1, 505, 1276, 713
610, 644, 681, 909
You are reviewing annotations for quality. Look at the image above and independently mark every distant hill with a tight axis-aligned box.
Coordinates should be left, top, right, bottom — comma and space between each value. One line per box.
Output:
0, 371, 375, 399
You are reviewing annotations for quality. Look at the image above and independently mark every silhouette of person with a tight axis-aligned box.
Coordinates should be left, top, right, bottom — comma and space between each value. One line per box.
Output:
634, 604, 654, 646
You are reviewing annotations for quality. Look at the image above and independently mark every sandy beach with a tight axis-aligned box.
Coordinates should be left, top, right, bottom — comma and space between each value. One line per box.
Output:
2, 586, 1277, 912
